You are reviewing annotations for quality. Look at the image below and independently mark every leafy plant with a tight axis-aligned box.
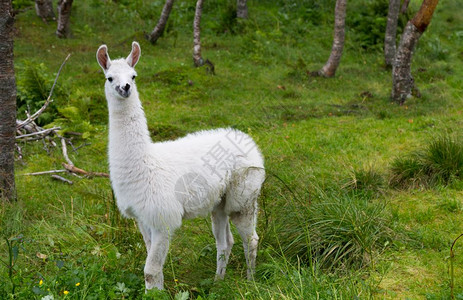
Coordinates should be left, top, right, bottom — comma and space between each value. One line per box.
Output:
115, 282, 131, 298
275, 0, 334, 26
16, 62, 67, 126
12, 0, 33, 10
50, 106, 96, 139
347, 0, 410, 50
205, 0, 238, 35
2, 235, 25, 295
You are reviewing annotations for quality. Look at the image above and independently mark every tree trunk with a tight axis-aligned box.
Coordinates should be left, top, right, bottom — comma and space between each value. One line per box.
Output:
56, 0, 73, 38
193, 0, 204, 67
401, 0, 411, 14
35, 0, 55, 23
148, 0, 175, 44
318, 0, 347, 78
384, 0, 400, 68
236, 0, 248, 19
0, 0, 17, 201
391, 0, 439, 104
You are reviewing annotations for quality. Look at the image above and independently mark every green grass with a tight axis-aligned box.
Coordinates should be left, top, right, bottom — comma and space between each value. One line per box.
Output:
2, 0, 463, 298
390, 133, 463, 188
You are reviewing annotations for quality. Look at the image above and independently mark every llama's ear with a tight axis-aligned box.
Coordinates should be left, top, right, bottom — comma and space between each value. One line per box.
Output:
96, 45, 111, 72
126, 41, 141, 68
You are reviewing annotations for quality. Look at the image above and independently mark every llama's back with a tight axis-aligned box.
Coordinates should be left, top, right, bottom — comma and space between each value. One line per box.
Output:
154, 128, 264, 171
151, 128, 265, 217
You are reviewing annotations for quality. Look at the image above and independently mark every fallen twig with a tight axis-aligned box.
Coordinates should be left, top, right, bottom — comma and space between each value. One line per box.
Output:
22, 170, 67, 176
51, 175, 73, 185
60, 137, 74, 166
62, 163, 109, 178
71, 142, 91, 153
16, 127, 61, 140
17, 53, 71, 130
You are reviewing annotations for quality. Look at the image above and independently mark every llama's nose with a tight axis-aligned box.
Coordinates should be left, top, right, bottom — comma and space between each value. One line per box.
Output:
123, 83, 131, 92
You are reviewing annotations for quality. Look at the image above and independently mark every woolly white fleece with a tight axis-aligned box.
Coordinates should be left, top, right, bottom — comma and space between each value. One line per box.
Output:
97, 42, 265, 290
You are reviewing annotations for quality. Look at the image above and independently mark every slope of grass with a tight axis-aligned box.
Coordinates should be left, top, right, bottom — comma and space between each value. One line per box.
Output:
2, 0, 463, 298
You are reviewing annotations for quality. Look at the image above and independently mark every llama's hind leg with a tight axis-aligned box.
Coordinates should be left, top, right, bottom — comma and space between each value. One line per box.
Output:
230, 211, 259, 280
227, 168, 263, 280
144, 229, 169, 290
212, 204, 234, 280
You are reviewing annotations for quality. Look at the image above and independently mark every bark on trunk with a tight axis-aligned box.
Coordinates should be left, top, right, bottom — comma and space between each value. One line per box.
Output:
236, 0, 248, 19
0, 0, 17, 201
148, 0, 175, 44
391, 22, 421, 104
410, 0, 439, 32
193, 0, 204, 67
318, 0, 347, 78
391, 0, 439, 104
35, 0, 55, 23
384, 0, 400, 68
56, 0, 73, 38
401, 0, 411, 14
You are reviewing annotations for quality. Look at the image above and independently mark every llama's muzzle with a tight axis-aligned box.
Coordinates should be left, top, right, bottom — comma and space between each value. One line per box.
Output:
116, 83, 131, 98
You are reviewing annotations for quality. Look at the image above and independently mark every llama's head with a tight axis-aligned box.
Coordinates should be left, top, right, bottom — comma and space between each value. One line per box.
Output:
96, 41, 141, 99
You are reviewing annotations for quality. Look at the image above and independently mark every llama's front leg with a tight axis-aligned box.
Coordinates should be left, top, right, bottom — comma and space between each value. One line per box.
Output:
144, 229, 169, 290
138, 222, 151, 253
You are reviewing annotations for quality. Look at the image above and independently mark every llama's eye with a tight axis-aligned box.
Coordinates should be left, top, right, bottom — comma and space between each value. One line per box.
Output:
107, 77, 113, 82
132, 75, 136, 80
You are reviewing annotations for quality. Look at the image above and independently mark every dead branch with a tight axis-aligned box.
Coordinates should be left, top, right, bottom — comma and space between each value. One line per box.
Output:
51, 174, 73, 184
71, 141, 90, 153
22, 170, 67, 176
13, 53, 110, 182
16, 120, 36, 134
62, 163, 109, 178
17, 53, 71, 130
15, 127, 60, 140
60, 136, 74, 166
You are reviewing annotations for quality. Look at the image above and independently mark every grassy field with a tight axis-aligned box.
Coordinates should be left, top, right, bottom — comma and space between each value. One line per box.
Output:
2, 0, 463, 298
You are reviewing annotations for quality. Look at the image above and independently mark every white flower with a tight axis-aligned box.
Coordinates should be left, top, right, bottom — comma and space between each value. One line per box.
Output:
91, 245, 102, 256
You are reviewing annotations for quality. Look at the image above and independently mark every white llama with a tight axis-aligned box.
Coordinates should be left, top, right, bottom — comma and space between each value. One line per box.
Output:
96, 41, 265, 290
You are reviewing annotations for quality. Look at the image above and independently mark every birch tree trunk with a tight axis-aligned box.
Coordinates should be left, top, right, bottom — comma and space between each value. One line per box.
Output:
0, 0, 17, 201
384, 0, 400, 68
401, 0, 411, 14
193, 0, 204, 67
236, 0, 248, 19
391, 0, 439, 104
56, 0, 73, 38
148, 0, 175, 44
35, 0, 55, 23
318, 0, 347, 78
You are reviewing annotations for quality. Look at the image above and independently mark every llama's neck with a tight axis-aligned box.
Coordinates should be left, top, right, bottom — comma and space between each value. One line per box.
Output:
106, 87, 152, 163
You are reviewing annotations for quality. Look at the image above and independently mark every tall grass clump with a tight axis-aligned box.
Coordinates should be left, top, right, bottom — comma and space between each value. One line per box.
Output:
342, 165, 386, 198
279, 191, 394, 271
390, 134, 463, 188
